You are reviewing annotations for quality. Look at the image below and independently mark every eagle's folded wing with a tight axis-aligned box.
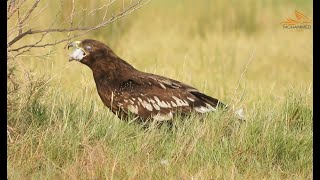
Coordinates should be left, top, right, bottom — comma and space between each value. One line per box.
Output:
112, 73, 227, 121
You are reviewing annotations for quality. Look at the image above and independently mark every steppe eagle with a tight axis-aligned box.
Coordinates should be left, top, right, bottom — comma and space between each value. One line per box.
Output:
67, 39, 244, 122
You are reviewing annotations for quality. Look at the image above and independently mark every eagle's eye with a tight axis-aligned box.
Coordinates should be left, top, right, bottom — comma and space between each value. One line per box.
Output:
85, 45, 92, 51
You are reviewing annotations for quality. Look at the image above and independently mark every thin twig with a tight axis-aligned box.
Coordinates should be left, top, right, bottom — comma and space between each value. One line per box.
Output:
69, 0, 75, 26
66, 0, 75, 43
19, 0, 41, 26
7, 0, 27, 20
88, 0, 116, 16
232, 48, 256, 109
9, 0, 150, 53
8, 0, 148, 49
18, 7, 22, 35
103, 0, 115, 21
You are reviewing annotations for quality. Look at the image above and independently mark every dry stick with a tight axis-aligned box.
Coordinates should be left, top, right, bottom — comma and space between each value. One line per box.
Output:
103, 0, 114, 21
19, 0, 41, 26
232, 48, 256, 110
11, 5, 61, 58
8, 0, 142, 46
7, 0, 14, 13
70, 0, 76, 27
10, 0, 151, 53
7, 0, 27, 20
56, 3, 88, 30
9, 7, 58, 56
66, 0, 76, 43
18, 1, 49, 30
8, 22, 31, 38
8, 0, 148, 49
7, 0, 35, 27
14, 32, 50, 57
17, 7, 22, 36
87, 0, 116, 16
7, 1, 48, 39
66, 0, 113, 44
18, 48, 55, 60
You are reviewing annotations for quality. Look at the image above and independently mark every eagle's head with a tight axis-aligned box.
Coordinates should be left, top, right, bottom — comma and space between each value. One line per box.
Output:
67, 39, 116, 66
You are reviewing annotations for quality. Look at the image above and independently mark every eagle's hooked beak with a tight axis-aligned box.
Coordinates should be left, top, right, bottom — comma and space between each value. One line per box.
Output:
67, 41, 81, 50
67, 41, 86, 62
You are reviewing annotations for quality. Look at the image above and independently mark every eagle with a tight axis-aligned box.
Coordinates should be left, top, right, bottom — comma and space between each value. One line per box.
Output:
67, 39, 244, 122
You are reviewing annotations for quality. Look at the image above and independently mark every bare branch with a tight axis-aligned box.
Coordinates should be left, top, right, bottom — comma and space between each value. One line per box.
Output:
13, 32, 50, 56
103, 0, 114, 21
8, 2, 48, 40
7, 0, 27, 20
20, 0, 41, 26
69, 0, 75, 26
8, 0, 151, 54
7, 0, 15, 15
8, 29, 32, 47
17, 7, 22, 35
88, 0, 116, 16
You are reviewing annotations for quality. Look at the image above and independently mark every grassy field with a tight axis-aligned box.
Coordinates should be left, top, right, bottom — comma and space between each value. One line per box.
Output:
8, 0, 313, 179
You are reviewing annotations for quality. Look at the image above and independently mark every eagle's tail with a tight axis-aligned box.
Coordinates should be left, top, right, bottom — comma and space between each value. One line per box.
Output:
190, 91, 227, 109
191, 91, 246, 120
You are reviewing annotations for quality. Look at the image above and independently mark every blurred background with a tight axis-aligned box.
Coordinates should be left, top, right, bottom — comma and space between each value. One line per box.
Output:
8, 0, 313, 106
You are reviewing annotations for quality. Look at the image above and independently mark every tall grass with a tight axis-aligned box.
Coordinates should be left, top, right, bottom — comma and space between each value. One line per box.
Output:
8, 0, 312, 179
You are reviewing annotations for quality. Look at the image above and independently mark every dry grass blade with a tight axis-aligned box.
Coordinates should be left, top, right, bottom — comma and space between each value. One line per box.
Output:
232, 48, 256, 110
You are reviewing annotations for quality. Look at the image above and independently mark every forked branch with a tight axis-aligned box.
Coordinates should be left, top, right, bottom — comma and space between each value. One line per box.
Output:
7, 0, 151, 58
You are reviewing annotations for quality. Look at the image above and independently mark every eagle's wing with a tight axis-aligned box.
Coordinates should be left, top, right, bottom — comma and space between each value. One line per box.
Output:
113, 72, 227, 121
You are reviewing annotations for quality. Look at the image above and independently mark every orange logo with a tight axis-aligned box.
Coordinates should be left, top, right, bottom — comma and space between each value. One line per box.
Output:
281, 10, 312, 29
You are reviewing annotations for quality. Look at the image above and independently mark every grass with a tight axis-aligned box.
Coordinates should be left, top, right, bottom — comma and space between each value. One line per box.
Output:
8, 0, 312, 179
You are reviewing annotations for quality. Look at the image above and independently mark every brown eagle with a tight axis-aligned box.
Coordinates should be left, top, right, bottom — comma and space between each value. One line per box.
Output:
67, 39, 244, 122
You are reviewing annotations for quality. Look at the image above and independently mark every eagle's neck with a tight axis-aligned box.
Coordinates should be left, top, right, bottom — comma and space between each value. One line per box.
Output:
91, 58, 135, 84
91, 58, 136, 108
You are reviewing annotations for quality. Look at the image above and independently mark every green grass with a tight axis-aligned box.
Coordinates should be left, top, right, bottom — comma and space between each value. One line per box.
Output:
7, 88, 312, 179
8, 0, 312, 179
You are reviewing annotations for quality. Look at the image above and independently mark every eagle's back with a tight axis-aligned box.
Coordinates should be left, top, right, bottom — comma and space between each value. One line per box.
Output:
98, 69, 227, 122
